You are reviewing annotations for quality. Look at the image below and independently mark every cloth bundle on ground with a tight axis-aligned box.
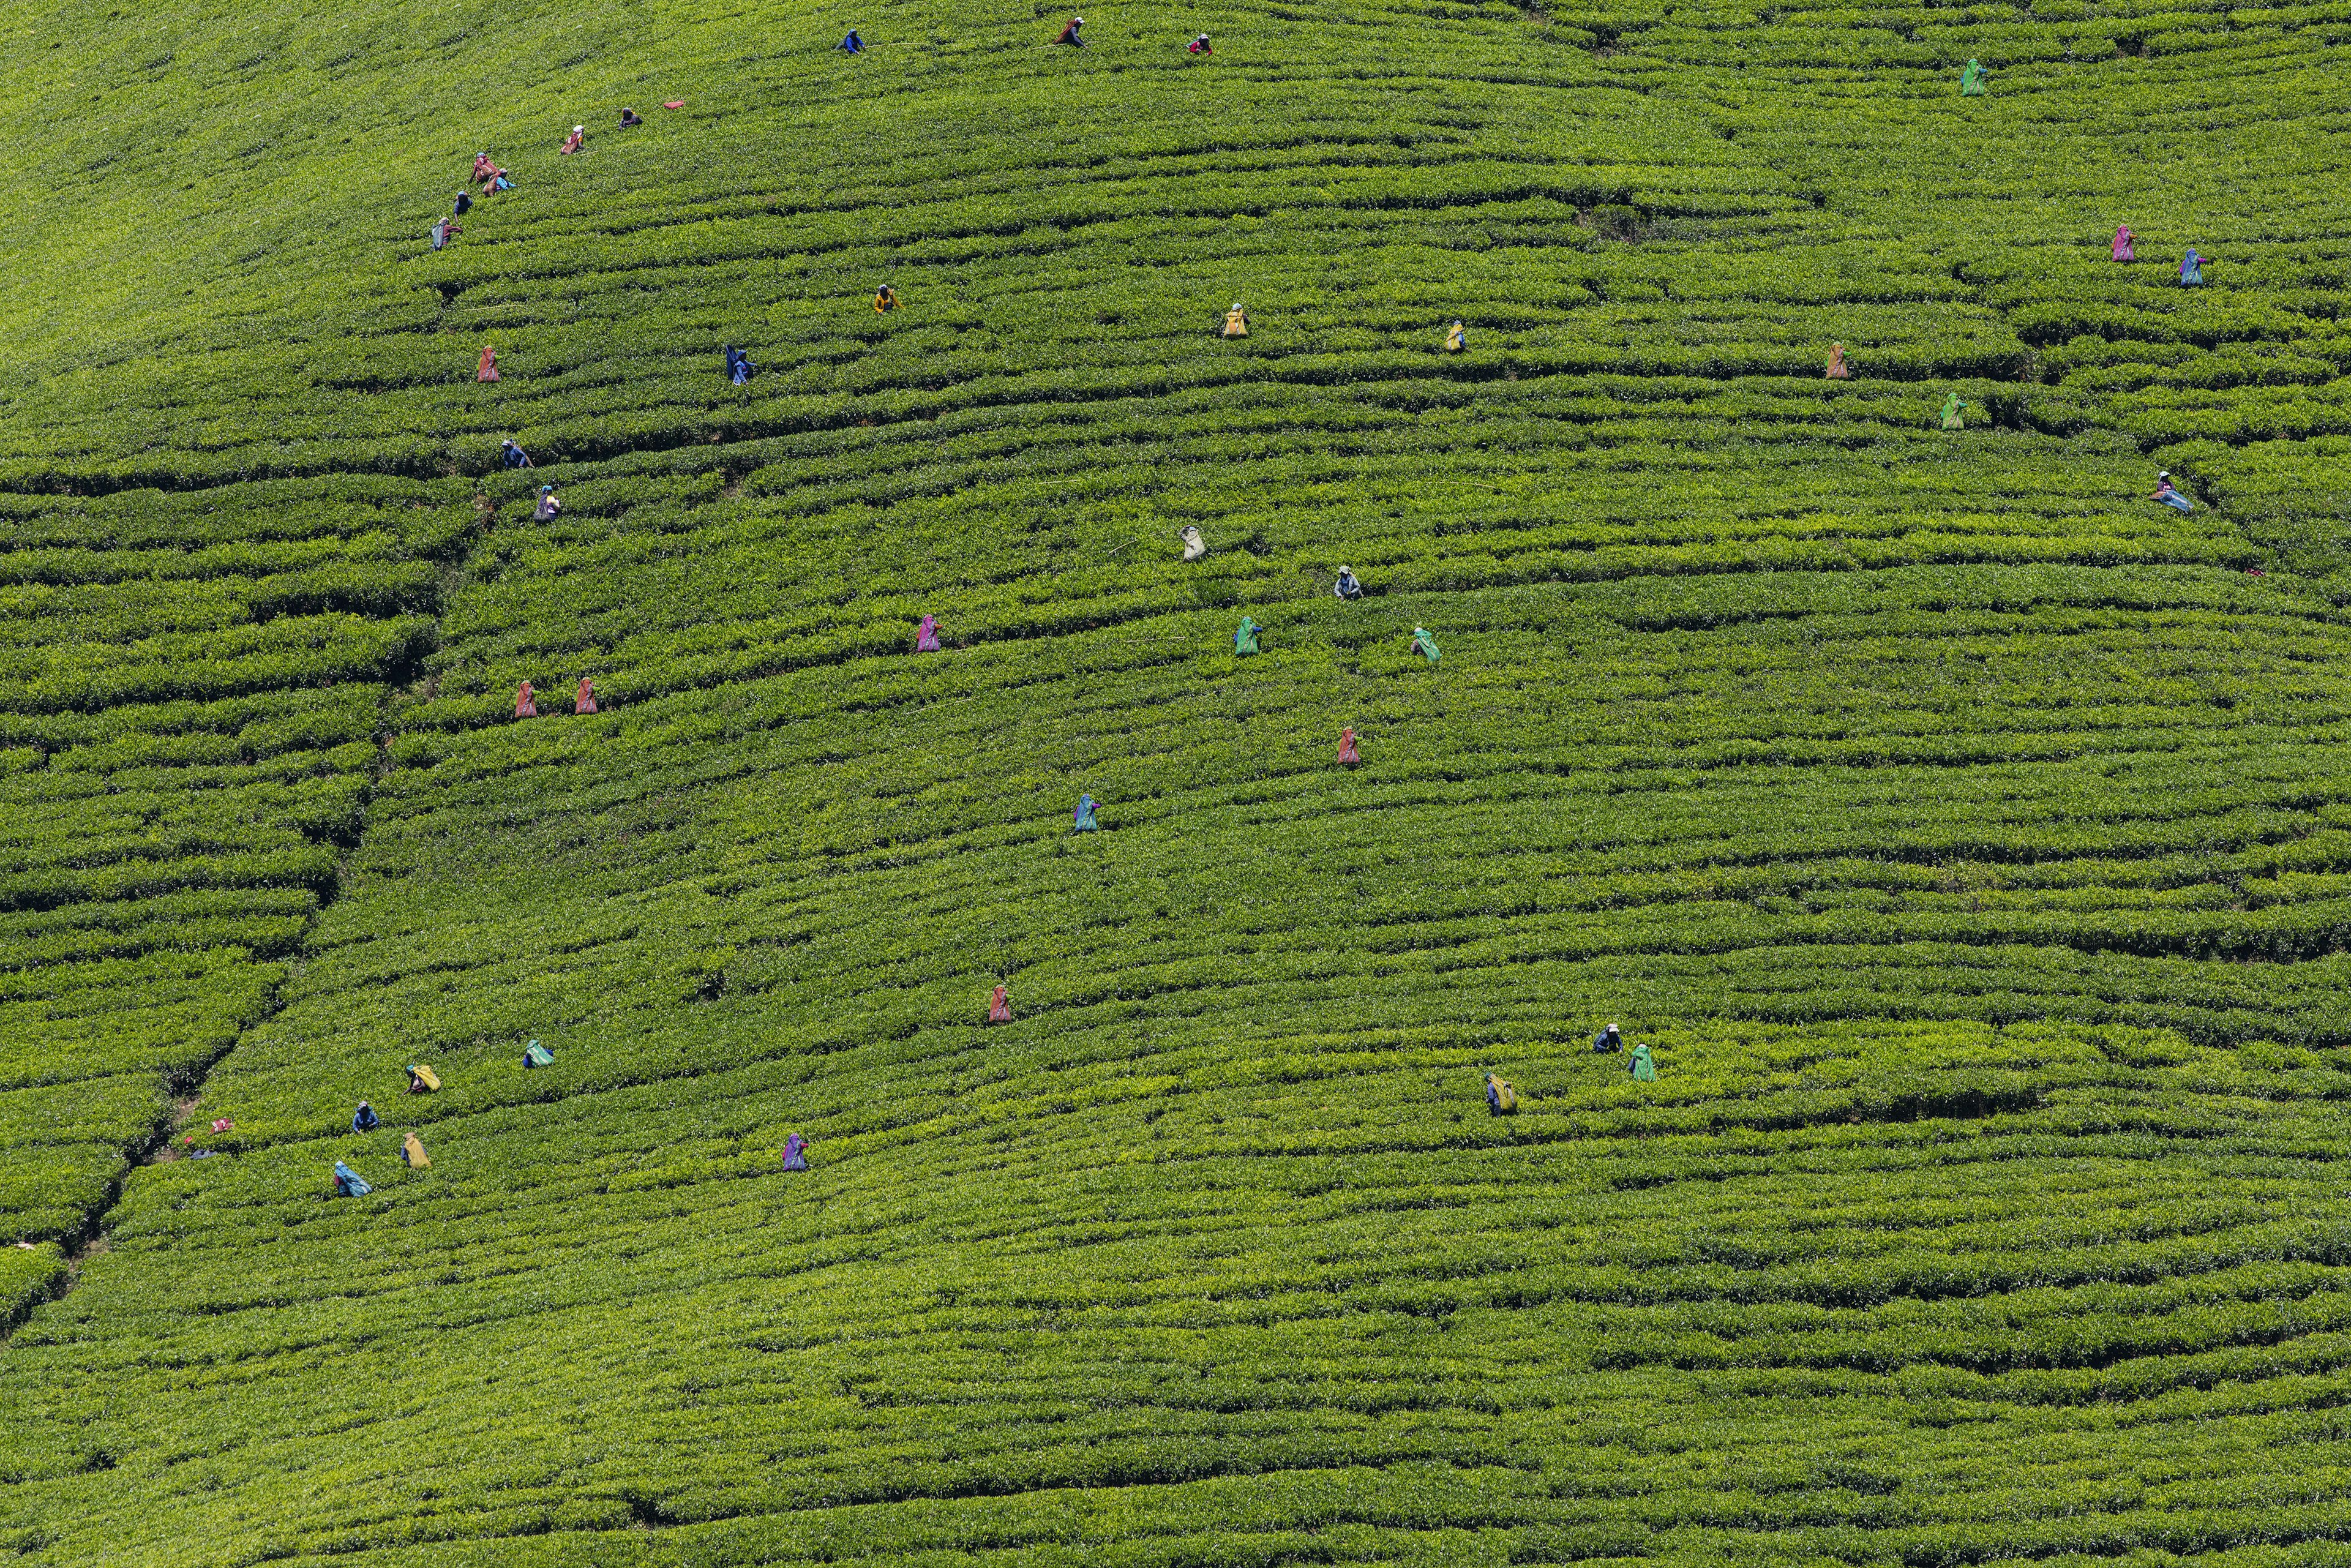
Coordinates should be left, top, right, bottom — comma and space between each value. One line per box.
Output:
500, 438, 531, 468
1333, 566, 1363, 601
1593, 1023, 1622, 1054
1444, 320, 1466, 353
1960, 58, 1987, 93
515, 681, 537, 718
2180, 248, 2205, 286
1234, 617, 1261, 655
351, 1102, 379, 1133
406, 1064, 440, 1093
332, 1161, 370, 1198
2112, 224, 2135, 261
1485, 1074, 1518, 1115
874, 283, 899, 312
211, 1117, 234, 1133
2152, 471, 2195, 512
1338, 727, 1359, 765
1411, 626, 1441, 664
535, 486, 561, 521
522, 1040, 555, 1068
725, 345, 756, 384
402, 1131, 430, 1169
1073, 794, 1099, 833
1181, 525, 1207, 561
477, 345, 500, 382
1825, 342, 1849, 379
1939, 393, 1967, 429
917, 614, 942, 652
782, 1133, 811, 1171
576, 677, 598, 715
838, 29, 864, 50
1221, 303, 1249, 338
989, 983, 1011, 1023
1629, 1044, 1657, 1082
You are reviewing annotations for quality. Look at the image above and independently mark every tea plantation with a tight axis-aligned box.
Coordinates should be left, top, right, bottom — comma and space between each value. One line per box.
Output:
6, 0, 2351, 1559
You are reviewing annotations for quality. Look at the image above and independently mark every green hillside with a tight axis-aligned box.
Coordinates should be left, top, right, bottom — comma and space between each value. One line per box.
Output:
6, 0, 2351, 1560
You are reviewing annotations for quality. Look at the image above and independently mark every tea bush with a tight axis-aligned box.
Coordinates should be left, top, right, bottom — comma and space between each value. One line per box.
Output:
6, 0, 2351, 1559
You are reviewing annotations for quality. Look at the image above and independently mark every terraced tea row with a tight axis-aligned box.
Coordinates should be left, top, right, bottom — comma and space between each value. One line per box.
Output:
0, 481, 456, 1318
6, 0, 2351, 1559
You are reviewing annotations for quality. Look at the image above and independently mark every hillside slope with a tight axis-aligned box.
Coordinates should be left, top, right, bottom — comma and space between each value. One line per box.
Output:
5, 0, 2351, 1561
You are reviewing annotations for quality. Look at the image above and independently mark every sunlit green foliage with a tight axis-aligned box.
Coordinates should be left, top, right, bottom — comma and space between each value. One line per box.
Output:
3, 0, 2351, 1559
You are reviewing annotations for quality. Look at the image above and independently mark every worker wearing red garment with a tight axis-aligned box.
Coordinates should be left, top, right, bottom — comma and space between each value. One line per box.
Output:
1187, 32, 1211, 52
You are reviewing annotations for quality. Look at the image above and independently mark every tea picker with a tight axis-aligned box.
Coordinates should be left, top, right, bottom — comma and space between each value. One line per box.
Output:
1056, 15, 1084, 45
332, 1161, 372, 1198
1939, 392, 1967, 430
1337, 727, 1360, 765
989, 984, 1011, 1022
522, 1039, 555, 1069
351, 1101, 380, 1134
1221, 302, 1249, 338
1825, 342, 1850, 380
1181, 525, 1207, 561
1485, 1074, 1518, 1114
1629, 1043, 1657, 1082
1444, 320, 1466, 353
2112, 224, 2135, 262
619, 107, 643, 127
515, 680, 537, 718
874, 283, 900, 312
1234, 617, 1262, 655
477, 345, 500, 382
838, 28, 865, 51
406, 1064, 440, 1094
2151, 471, 2194, 512
917, 614, 942, 652
782, 1133, 811, 1171
534, 484, 562, 522
1593, 1023, 1622, 1054
1333, 566, 1363, 601
499, 438, 532, 469
1960, 58, 1989, 94
724, 345, 756, 384
1073, 794, 1100, 833
402, 1131, 430, 1169
1188, 32, 1212, 53
453, 189, 473, 219
1411, 626, 1441, 664
2180, 247, 2206, 287
576, 677, 598, 715
561, 126, 585, 155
